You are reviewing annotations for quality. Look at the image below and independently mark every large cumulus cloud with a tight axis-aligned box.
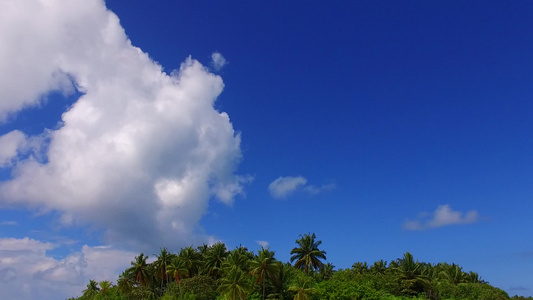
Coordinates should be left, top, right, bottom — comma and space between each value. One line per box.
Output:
0, 0, 247, 250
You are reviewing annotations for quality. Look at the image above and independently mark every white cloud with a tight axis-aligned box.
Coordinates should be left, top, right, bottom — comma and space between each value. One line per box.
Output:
0, 221, 18, 226
256, 240, 269, 248
0, 237, 135, 300
269, 176, 307, 199
403, 204, 480, 230
0, 130, 27, 167
268, 176, 335, 199
211, 52, 227, 71
0, 0, 246, 253
303, 183, 336, 195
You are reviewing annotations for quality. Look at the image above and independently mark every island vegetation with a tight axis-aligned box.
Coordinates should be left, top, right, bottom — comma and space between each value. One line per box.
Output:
69, 233, 531, 300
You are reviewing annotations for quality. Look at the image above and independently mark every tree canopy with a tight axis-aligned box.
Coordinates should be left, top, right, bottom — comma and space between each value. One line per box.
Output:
69, 233, 527, 300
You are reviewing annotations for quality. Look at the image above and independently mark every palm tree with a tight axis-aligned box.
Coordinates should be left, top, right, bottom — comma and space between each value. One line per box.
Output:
153, 247, 173, 290
250, 247, 280, 300
117, 271, 135, 295
167, 258, 188, 300
421, 263, 439, 282
290, 233, 327, 274
197, 244, 209, 256
82, 279, 100, 298
218, 268, 251, 300
465, 271, 485, 284
128, 253, 151, 286
99, 280, 112, 298
270, 262, 295, 300
370, 259, 387, 275
352, 261, 369, 274
203, 242, 228, 278
224, 247, 252, 273
440, 263, 467, 285
395, 252, 428, 296
318, 263, 335, 280
288, 277, 316, 300
179, 246, 201, 277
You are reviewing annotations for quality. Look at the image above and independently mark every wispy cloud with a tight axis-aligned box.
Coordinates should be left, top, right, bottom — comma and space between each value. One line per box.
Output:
211, 52, 227, 71
303, 183, 336, 195
0, 221, 17, 226
268, 176, 335, 199
403, 204, 479, 230
256, 240, 269, 248
269, 176, 307, 198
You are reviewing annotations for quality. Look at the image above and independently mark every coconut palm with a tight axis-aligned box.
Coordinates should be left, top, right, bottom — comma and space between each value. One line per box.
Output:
99, 280, 112, 298
440, 263, 467, 285
82, 279, 100, 298
421, 263, 439, 282
370, 259, 387, 275
270, 262, 295, 300
318, 263, 335, 280
250, 247, 280, 300
352, 261, 369, 274
288, 277, 316, 300
218, 268, 251, 300
153, 247, 173, 289
465, 271, 485, 284
129, 253, 151, 286
203, 242, 228, 278
167, 258, 188, 300
117, 271, 135, 294
395, 252, 428, 296
197, 244, 209, 256
224, 246, 252, 273
290, 233, 327, 273
179, 246, 201, 277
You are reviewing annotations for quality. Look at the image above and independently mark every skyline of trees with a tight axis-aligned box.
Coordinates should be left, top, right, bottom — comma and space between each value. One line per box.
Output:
70, 233, 529, 300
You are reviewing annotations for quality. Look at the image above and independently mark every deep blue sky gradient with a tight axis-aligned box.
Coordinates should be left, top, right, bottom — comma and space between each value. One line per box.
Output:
1, 0, 532, 296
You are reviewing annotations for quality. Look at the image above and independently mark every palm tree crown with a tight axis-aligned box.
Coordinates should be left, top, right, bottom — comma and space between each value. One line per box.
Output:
250, 247, 280, 300
290, 233, 327, 273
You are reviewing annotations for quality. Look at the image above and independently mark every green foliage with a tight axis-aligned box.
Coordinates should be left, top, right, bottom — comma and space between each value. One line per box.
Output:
288, 275, 317, 300
180, 275, 217, 300
69, 235, 520, 300
511, 296, 533, 300
218, 268, 252, 300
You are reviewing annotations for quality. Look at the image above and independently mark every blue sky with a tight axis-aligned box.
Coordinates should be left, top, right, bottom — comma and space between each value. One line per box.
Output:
0, 0, 532, 298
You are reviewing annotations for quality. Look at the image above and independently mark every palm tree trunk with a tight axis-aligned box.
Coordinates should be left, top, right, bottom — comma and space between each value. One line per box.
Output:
178, 281, 183, 300
262, 279, 266, 300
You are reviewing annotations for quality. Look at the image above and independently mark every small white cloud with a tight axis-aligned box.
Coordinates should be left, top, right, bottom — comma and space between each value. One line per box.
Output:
402, 220, 423, 231
211, 52, 227, 71
268, 176, 335, 199
429, 204, 479, 227
403, 204, 480, 230
256, 240, 269, 248
303, 183, 336, 195
0, 221, 18, 226
268, 176, 307, 199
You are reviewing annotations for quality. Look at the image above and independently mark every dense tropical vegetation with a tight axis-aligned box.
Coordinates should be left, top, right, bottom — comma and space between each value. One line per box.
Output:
69, 233, 530, 300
